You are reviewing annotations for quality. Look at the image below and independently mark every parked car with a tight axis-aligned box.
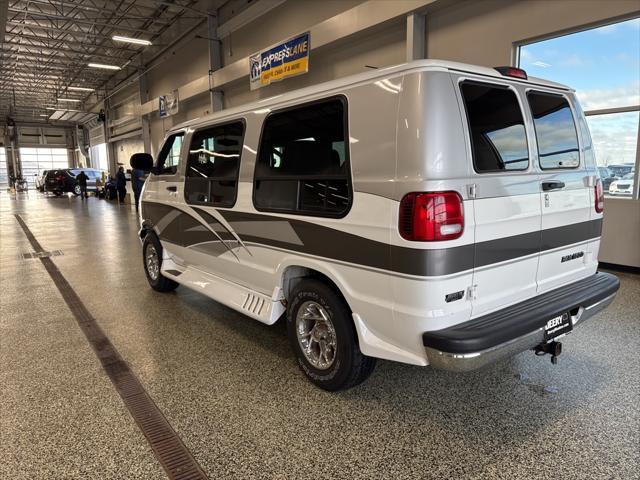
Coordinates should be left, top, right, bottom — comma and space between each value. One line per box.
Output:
608, 172, 635, 196
597, 166, 617, 192
44, 168, 105, 196
133, 60, 620, 391
35, 170, 48, 192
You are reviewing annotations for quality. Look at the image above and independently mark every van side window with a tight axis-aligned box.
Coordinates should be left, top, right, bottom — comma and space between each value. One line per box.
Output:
253, 98, 351, 217
157, 133, 184, 175
184, 122, 244, 207
527, 92, 579, 169
461, 82, 529, 173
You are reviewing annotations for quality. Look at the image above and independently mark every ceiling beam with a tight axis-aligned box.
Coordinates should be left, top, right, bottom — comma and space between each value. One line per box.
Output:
0, 49, 122, 67
1, 45, 132, 63
14, 0, 169, 16
7, 7, 164, 34
3, 31, 141, 52
6, 21, 132, 42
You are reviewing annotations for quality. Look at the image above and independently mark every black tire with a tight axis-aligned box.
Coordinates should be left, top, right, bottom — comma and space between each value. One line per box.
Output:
142, 233, 179, 292
73, 184, 81, 196
287, 279, 376, 391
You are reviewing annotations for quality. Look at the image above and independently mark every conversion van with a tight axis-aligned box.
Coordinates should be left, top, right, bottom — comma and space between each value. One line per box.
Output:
133, 60, 619, 391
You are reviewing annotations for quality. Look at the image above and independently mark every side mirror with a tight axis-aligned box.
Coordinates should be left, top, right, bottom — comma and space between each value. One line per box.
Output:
130, 152, 154, 171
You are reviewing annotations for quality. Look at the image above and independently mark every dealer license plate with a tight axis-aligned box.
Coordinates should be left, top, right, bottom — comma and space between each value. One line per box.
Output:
544, 312, 572, 341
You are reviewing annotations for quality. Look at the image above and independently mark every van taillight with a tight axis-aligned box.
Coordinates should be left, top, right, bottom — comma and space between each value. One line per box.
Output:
399, 192, 464, 241
595, 178, 604, 213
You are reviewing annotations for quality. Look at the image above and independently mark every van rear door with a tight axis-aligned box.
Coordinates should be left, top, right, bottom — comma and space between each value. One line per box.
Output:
457, 79, 542, 318
526, 91, 595, 293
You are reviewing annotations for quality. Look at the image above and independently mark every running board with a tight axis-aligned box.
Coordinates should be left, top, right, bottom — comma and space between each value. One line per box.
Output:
161, 263, 284, 325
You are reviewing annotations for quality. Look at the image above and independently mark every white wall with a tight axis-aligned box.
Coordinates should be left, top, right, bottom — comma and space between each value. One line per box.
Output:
145, 0, 405, 153
426, 0, 640, 65
115, 138, 145, 169
601, 198, 640, 268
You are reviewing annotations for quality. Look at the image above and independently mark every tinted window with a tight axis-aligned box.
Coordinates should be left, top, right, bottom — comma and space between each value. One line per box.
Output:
184, 121, 244, 207
528, 92, 579, 169
157, 133, 184, 175
254, 98, 351, 216
461, 82, 529, 172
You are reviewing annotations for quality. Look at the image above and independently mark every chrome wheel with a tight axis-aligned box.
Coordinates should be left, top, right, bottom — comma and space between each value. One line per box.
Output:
296, 301, 337, 370
73, 185, 81, 195
145, 244, 160, 281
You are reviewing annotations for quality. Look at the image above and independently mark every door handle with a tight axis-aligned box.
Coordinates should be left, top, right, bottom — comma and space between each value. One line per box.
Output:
166, 186, 177, 192
542, 181, 565, 191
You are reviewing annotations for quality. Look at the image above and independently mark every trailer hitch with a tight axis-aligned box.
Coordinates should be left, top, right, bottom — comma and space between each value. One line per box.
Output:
535, 341, 562, 365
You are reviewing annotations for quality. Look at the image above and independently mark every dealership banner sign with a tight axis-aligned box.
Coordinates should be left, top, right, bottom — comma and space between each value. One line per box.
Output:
249, 32, 310, 90
159, 90, 179, 118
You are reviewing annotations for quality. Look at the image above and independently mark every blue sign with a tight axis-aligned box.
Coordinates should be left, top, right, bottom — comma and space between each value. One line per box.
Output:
250, 32, 310, 90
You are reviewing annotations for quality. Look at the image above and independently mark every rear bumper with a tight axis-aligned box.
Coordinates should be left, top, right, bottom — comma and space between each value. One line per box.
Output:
423, 272, 620, 372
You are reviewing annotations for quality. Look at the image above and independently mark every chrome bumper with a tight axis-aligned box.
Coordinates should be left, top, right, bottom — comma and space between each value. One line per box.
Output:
425, 293, 617, 372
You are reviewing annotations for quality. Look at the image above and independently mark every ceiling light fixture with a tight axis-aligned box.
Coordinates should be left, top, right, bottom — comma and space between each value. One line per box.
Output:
88, 62, 121, 70
112, 35, 152, 46
57, 98, 81, 102
39, 114, 49, 117
67, 86, 95, 92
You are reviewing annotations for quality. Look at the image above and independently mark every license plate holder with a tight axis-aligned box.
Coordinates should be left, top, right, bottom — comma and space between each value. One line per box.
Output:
544, 312, 572, 341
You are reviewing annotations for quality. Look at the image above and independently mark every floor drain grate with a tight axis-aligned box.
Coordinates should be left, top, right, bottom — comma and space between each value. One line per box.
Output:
14, 214, 209, 480
21, 250, 63, 259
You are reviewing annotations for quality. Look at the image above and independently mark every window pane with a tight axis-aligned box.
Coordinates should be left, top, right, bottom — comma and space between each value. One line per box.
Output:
254, 98, 351, 217
519, 18, 640, 111
157, 134, 184, 175
300, 180, 351, 213
528, 92, 580, 169
90, 143, 108, 171
0, 147, 7, 187
587, 111, 638, 196
185, 122, 243, 206
460, 82, 529, 172
18, 147, 69, 187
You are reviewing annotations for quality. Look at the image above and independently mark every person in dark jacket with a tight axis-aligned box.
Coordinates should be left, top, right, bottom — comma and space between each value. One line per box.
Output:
131, 167, 146, 211
115, 167, 127, 203
75, 170, 89, 198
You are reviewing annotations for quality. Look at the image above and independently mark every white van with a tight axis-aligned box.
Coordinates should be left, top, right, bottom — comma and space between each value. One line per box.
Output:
132, 60, 620, 390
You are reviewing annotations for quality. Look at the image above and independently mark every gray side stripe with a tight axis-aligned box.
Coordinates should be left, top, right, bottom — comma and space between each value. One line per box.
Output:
142, 202, 602, 277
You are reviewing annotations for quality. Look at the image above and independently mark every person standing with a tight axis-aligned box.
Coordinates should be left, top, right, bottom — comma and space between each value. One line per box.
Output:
75, 170, 89, 198
131, 167, 146, 211
116, 166, 127, 203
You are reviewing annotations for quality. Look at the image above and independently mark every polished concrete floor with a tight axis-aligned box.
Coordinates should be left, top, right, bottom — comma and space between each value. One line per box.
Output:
1, 191, 639, 480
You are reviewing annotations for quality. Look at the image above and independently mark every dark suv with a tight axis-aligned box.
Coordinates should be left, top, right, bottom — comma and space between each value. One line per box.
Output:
597, 166, 618, 192
44, 168, 103, 196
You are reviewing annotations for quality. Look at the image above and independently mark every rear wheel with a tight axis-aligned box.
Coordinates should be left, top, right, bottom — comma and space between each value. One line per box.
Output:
287, 279, 376, 391
142, 233, 178, 292
73, 184, 81, 196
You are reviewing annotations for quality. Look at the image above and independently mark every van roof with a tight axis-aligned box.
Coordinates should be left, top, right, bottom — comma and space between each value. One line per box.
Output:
169, 59, 572, 133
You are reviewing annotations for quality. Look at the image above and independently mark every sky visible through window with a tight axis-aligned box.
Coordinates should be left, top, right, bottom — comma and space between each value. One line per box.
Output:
519, 18, 639, 170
